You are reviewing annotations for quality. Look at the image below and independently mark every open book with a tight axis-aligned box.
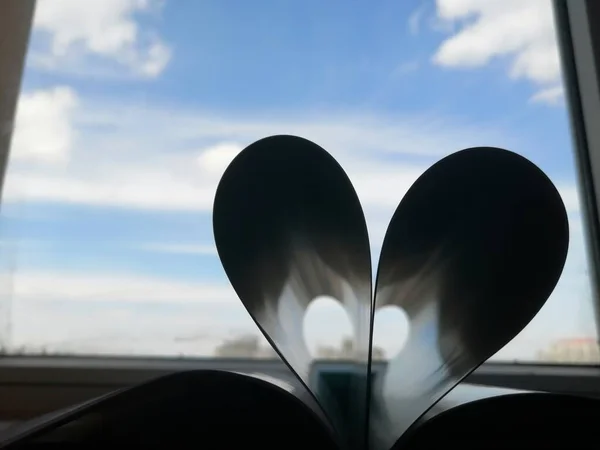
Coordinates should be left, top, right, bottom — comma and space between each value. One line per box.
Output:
3, 135, 592, 450
211, 135, 570, 449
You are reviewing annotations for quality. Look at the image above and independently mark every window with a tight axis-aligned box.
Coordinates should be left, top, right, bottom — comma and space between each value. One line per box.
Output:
0, 0, 598, 370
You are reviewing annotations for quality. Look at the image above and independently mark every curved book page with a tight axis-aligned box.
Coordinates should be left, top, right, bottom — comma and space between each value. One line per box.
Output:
239, 371, 334, 432
213, 135, 372, 449
214, 139, 568, 450
0, 371, 340, 449
370, 148, 568, 449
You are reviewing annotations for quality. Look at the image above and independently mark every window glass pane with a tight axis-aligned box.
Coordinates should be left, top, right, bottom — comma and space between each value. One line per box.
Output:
0, 0, 597, 364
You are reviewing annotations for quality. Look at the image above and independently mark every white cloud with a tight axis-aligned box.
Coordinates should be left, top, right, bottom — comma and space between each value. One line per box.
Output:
10, 296, 258, 357
433, 0, 563, 105
4, 170, 217, 211
10, 86, 78, 164
11, 270, 236, 305
3, 87, 520, 213
197, 142, 244, 175
31, 0, 171, 78
557, 184, 581, 214
4, 86, 580, 264
3, 268, 261, 355
353, 166, 426, 210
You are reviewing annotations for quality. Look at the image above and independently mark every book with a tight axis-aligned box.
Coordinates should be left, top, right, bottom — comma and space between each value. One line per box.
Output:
2, 135, 597, 449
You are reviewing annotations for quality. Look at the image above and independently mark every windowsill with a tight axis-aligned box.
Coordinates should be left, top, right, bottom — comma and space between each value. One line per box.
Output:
1, 355, 599, 417
1, 355, 599, 383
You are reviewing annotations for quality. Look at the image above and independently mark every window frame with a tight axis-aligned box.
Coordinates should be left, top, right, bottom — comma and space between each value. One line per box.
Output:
554, 0, 600, 327
1, 0, 600, 421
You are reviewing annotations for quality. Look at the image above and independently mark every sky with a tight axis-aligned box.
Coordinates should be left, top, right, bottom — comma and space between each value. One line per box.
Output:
0, 0, 595, 362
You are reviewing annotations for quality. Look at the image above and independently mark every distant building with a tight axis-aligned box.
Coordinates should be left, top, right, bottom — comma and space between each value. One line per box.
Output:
214, 334, 276, 358
317, 337, 386, 361
538, 338, 600, 363
215, 334, 387, 360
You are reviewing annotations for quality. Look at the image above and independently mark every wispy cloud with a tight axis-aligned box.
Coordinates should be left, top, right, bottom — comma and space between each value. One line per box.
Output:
4, 268, 259, 356
392, 61, 420, 77
10, 270, 236, 305
4, 84, 579, 250
408, 6, 426, 36
10, 294, 259, 357
4, 86, 523, 215
530, 86, 565, 106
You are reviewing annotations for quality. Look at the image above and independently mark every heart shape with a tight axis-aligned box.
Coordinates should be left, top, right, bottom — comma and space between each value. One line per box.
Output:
303, 295, 355, 360
371, 305, 410, 360
303, 297, 410, 361
213, 135, 568, 450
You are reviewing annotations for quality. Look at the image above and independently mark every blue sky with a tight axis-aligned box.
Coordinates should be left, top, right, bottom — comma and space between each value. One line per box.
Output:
0, 0, 594, 361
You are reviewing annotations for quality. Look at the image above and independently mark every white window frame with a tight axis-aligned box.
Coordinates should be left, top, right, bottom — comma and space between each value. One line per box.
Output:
1, 0, 600, 421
